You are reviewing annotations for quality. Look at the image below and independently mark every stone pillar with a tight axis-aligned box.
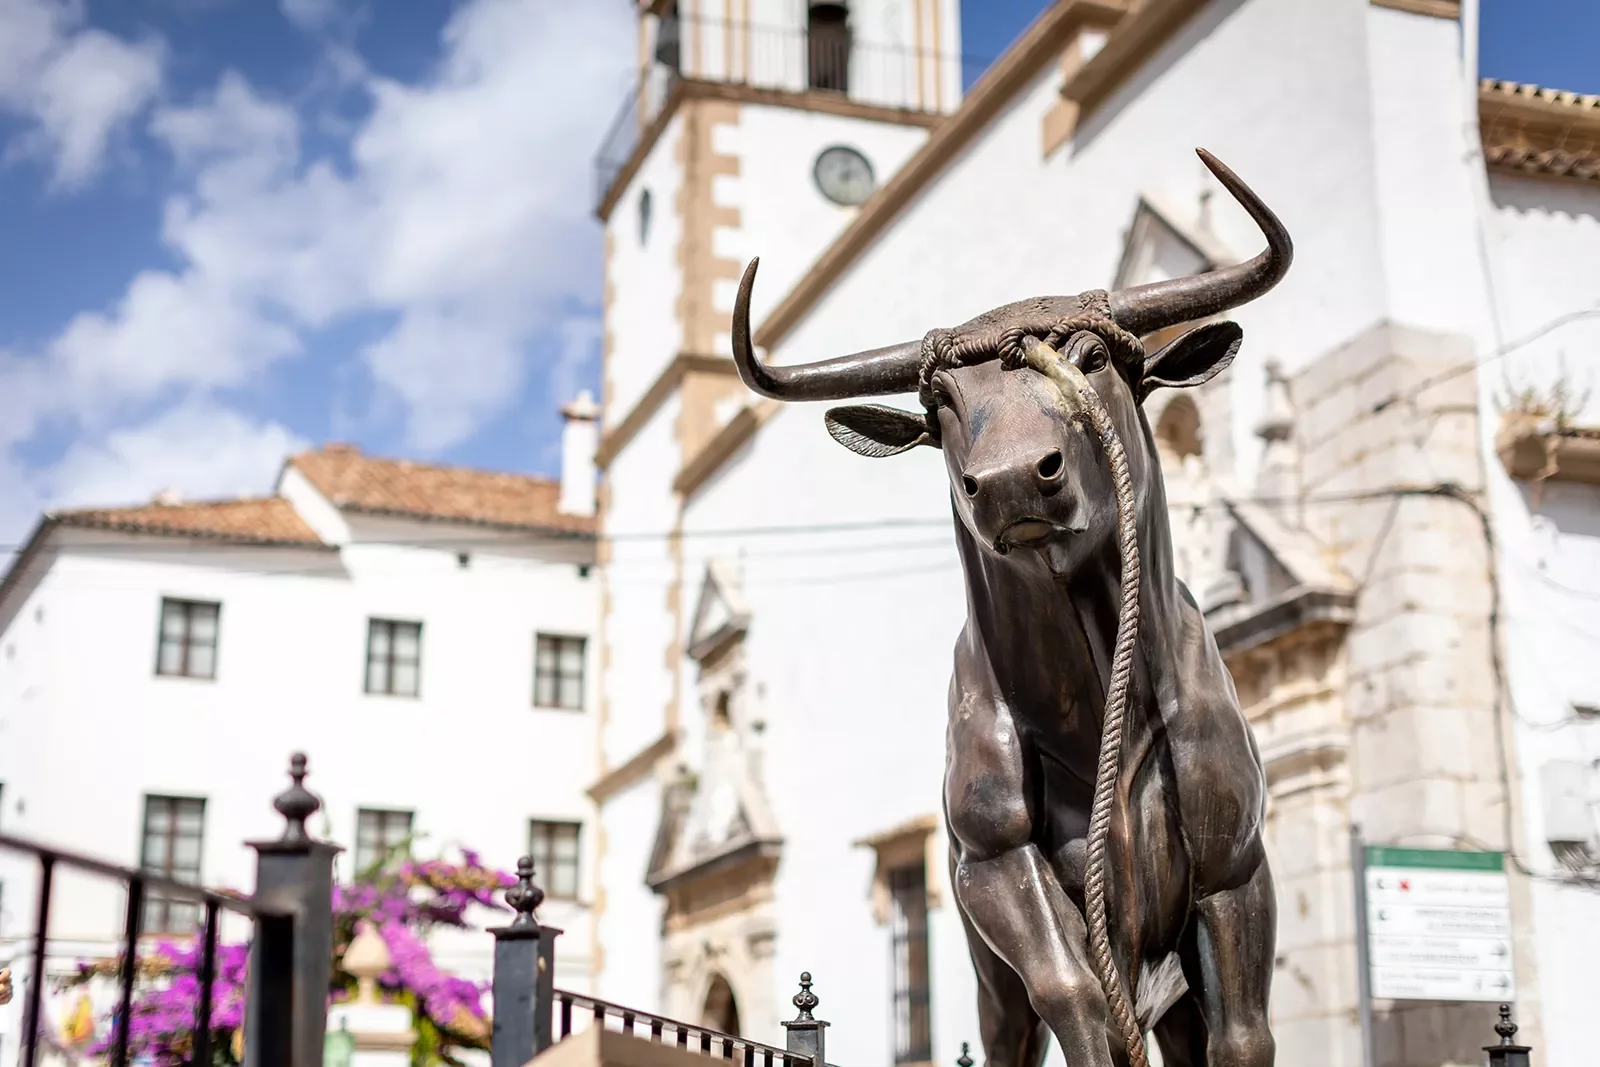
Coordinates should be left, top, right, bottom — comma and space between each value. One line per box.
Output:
1293, 322, 1528, 1066
328, 923, 417, 1067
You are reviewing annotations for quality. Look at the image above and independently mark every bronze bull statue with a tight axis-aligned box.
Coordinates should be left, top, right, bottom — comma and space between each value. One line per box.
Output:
731, 150, 1290, 1067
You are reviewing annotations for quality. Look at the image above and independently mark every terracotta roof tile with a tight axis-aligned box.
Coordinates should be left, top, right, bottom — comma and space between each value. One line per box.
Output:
1480, 79, 1600, 183
51, 497, 326, 546
288, 446, 595, 536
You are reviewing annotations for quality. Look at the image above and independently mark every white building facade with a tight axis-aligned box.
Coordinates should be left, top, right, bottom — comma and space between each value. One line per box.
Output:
0, 401, 604, 1062
593, 2, 1600, 1067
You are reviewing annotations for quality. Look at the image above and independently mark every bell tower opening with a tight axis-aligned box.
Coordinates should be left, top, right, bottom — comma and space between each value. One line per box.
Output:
808, 3, 852, 93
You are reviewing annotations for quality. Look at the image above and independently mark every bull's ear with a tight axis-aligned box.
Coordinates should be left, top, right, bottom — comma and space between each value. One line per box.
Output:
1139, 321, 1243, 400
824, 404, 936, 458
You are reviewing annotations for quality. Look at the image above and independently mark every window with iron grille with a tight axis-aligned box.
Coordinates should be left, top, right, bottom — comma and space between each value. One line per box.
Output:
890, 862, 932, 1063
534, 634, 586, 710
366, 619, 422, 697
527, 820, 581, 900
354, 808, 414, 874
155, 598, 220, 679
141, 795, 206, 934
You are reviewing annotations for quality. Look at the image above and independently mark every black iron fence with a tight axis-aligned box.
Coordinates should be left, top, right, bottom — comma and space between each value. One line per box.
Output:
592, 13, 987, 212
0, 754, 336, 1067
489, 857, 827, 1067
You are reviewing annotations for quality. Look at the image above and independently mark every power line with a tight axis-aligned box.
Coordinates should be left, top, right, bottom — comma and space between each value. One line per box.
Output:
1370, 303, 1600, 417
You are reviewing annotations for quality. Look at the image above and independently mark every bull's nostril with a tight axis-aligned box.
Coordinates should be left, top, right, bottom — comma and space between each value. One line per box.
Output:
1037, 450, 1064, 480
962, 474, 980, 497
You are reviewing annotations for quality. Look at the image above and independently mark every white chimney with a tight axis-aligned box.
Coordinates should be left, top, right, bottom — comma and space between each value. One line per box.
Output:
558, 390, 600, 517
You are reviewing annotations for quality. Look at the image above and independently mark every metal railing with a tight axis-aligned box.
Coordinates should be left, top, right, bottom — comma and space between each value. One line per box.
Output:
593, 12, 987, 212
488, 859, 831, 1067
0, 754, 337, 1067
551, 989, 815, 1067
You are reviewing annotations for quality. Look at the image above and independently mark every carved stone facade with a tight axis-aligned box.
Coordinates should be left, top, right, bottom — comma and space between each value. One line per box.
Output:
648, 563, 781, 1039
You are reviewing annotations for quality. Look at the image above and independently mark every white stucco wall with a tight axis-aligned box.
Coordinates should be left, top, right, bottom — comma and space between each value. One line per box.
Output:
1481, 172, 1600, 1067
0, 506, 599, 1060
607, 113, 687, 423
681, 403, 969, 1065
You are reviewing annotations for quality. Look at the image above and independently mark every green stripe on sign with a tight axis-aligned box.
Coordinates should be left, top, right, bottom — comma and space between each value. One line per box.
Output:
1366, 847, 1505, 871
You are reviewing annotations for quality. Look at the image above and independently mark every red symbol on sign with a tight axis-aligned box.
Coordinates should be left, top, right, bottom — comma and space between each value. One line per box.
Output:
1399, 880, 1411, 891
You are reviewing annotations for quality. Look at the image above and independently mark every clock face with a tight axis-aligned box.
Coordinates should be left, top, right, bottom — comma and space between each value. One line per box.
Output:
813, 145, 875, 206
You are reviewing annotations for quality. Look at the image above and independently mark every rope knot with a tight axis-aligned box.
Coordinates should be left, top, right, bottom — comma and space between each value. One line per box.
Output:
915, 291, 1146, 414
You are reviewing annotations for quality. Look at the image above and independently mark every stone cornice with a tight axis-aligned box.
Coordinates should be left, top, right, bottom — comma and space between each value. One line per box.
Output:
597, 353, 738, 470
587, 729, 679, 805
1480, 80, 1600, 184
646, 836, 783, 896
1210, 586, 1357, 658
674, 400, 779, 499
1055, 0, 1207, 139
1496, 414, 1600, 486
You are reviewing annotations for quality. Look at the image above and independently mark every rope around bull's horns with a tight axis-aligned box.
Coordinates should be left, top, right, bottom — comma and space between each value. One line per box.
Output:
1021, 336, 1149, 1067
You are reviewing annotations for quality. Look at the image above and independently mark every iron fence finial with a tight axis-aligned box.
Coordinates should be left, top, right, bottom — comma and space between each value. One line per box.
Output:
792, 972, 818, 1021
505, 855, 545, 929
272, 752, 320, 843
1484, 1003, 1531, 1067
1495, 1004, 1518, 1043
957, 1042, 974, 1067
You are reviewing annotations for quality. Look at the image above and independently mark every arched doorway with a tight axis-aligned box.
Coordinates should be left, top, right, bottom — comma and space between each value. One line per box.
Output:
702, 974, 741, 1036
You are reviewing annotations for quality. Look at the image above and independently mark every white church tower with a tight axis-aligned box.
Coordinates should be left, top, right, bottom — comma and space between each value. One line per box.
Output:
589, 0, 963, 1041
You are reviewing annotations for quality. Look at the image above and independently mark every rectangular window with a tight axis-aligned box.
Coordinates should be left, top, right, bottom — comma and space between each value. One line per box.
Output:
155, 598, 220, 679
141, 795, 206, 934
527, 819, 581, 900
890, 862, 932, 1064
354, 808, 414, 874
534, 634, 586, 710
366, 619, 422, 697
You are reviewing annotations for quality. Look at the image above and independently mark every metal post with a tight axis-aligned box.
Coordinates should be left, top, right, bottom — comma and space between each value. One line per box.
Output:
194, 899, 220, 1067
247, 754, 340, 1067
491, 857, 562, 1067
248, 910, 297, 1067
20, 854, 54, 1067
1351, 825, 1376, 1067
782, 973, 828, 1067
111, 876, 145, 1067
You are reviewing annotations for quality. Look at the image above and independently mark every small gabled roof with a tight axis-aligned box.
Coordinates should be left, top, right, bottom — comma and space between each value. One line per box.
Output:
285, 445, 595, 536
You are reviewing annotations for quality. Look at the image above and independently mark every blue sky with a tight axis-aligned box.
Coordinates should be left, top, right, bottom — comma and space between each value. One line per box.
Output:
0, 0, 1592, 545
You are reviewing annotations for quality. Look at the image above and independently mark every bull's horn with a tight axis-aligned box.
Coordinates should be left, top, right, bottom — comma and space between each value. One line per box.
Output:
1109, 149, 1293, 337
732, 258, 925, 401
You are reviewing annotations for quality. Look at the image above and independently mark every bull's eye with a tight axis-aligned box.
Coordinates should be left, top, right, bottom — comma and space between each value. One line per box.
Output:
1074, 342, 1109, 374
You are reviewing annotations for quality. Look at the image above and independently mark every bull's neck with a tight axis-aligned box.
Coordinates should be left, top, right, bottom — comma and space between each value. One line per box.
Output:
951, 479, 1182, 702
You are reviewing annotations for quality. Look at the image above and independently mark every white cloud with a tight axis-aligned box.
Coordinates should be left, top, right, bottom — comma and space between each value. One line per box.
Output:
0, 0, 164, 190
2, 0, 631, 540
43, 402, 307, 510
12, 1, 630, 452
280, 0, 342, 32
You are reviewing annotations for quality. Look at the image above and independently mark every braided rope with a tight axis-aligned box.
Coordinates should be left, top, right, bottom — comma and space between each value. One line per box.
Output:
1078, 378, 1149, 1067
915, 292, 1145, 411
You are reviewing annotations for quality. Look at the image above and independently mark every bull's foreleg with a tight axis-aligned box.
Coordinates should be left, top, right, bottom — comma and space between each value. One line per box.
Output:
946, 691, 1125, 1067
953, 843, 1125, 1067
951, 849, 1051, 1067
1181, 855, 1276, 1067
